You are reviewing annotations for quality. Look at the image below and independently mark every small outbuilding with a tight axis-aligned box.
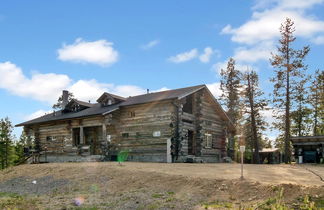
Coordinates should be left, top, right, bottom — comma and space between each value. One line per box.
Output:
291, 136, 324, 163
259, 148, 281, 164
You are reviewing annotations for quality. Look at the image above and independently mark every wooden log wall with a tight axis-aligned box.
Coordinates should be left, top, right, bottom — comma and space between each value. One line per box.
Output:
178, 88, 227, 161
109, 100, 173, 162
199, 89, 227, 158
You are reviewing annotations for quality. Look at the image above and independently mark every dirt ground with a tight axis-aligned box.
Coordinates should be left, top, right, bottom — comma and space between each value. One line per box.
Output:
0, 162, 323, 209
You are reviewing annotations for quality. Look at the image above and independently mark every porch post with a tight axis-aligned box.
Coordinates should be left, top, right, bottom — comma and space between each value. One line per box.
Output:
80, 126, 84, 144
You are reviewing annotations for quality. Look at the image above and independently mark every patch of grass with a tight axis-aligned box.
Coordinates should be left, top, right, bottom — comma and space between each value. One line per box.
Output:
314, 198, 324, 208
146, 202, 160, 210
165, 197, 175, 202
151, 193, 164, 199
167, 191, 175, 195
70, 206, 99, 210
202, 201, 233, 209
0, 192, 21, 198
0, 194, 39, 209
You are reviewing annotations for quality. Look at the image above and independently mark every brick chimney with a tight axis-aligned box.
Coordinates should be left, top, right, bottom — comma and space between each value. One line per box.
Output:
62, 90, 69, 109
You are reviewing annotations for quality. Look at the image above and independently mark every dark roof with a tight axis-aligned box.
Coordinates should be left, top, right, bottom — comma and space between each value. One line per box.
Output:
120, 85, 205, 106
97, 92, 126, 103
16, 103, 119, 127
16, 84, 233, 129
66, 99, 94, 108
291, 136, 324, 143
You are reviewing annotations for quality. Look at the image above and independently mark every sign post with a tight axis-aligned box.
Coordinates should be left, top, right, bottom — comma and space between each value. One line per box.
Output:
240, 145, 245, 180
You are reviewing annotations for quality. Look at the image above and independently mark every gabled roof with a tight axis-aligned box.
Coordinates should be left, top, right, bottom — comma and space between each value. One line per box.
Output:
16, 84, 234, 131
65, 99, 94, 109
119, 85, 205, 106
97, 92, 126, 103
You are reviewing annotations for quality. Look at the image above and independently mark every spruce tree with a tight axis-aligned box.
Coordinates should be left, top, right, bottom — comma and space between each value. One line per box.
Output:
0, 117, 15, 169
291, 78, 312, 136
242, 70, 268, 164
220, 58, 242, 159
309, 70, 324, 135
270, 18, 310, 163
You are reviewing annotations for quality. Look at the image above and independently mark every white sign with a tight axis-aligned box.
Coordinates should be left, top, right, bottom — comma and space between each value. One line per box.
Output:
107, 135, 111, 142
153, 131, 161, 137
240, 146, 246, 152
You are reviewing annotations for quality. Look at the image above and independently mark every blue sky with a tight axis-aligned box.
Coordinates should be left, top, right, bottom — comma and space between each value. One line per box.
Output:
0, 0, 324, 139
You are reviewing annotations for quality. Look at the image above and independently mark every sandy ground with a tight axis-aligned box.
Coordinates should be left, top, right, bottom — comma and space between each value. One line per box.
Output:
105, 162, 324, 186
0, 162, 323, 209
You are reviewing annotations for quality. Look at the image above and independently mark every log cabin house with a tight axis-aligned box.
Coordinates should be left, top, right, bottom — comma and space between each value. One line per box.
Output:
16, 85, 235, 163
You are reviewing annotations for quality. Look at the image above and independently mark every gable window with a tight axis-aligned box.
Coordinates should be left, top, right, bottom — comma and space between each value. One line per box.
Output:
205, 134, 212, 148
108, 99, 112, 105
182, 95, 193, 114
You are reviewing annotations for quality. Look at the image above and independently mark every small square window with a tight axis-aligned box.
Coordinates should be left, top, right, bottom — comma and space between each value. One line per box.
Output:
128, 111, 135, 118
136, 132, 141, 138
122, 133, 129, 138
153, 131, 161, 137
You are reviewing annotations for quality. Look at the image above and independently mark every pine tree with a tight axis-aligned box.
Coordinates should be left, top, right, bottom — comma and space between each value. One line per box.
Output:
14, 131, 28, 165
219, 58, 242, 159
309, 70, 324, 135
270, 18, 310, 163
291, 78, 312, 136
0, 117, 15, 169
52, 92, 74, 110
242, 70, 268, 164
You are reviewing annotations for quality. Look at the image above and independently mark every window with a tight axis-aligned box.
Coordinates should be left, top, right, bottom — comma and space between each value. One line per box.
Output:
136, 132, 141, 138
205, 121, 212, 126
182, 95, 193, 114
122, 133, 129, 138
108, 99, 112, 105
205, 134, 212, 148
153, 131, 161, 137
128, 111, 135, 118
46, 136, 56, 141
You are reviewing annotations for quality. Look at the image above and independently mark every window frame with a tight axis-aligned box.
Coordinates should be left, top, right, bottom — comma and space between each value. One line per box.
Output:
205, 133, 212, 148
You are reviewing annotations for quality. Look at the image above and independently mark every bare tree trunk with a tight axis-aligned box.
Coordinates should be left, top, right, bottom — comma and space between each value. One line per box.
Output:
285, 56, 291, 164
247, 74, 260, 164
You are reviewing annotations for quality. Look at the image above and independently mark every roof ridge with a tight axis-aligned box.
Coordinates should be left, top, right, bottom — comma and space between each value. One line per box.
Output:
129, 84, 206, 98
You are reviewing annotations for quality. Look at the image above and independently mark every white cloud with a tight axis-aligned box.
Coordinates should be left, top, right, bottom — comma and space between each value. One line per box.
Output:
221, 1, 324, 45
57, 38, 119, 66
199, 47, 214, 63
24, 109, 52, 121
233, 41, 275, 63
311, 35, 324, 44
141, 40, 160, 50
0, 62, 71, 103
0, 61, 155, 104
206, 82, 222, 98
168, 49, 198, 63
152, 87, 169, 92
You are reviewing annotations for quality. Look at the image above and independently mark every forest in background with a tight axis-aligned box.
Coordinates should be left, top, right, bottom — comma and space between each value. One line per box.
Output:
0, 18, 323, 169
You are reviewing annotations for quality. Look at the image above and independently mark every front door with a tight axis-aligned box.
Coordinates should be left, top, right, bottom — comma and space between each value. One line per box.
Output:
187, 130, 195, 155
